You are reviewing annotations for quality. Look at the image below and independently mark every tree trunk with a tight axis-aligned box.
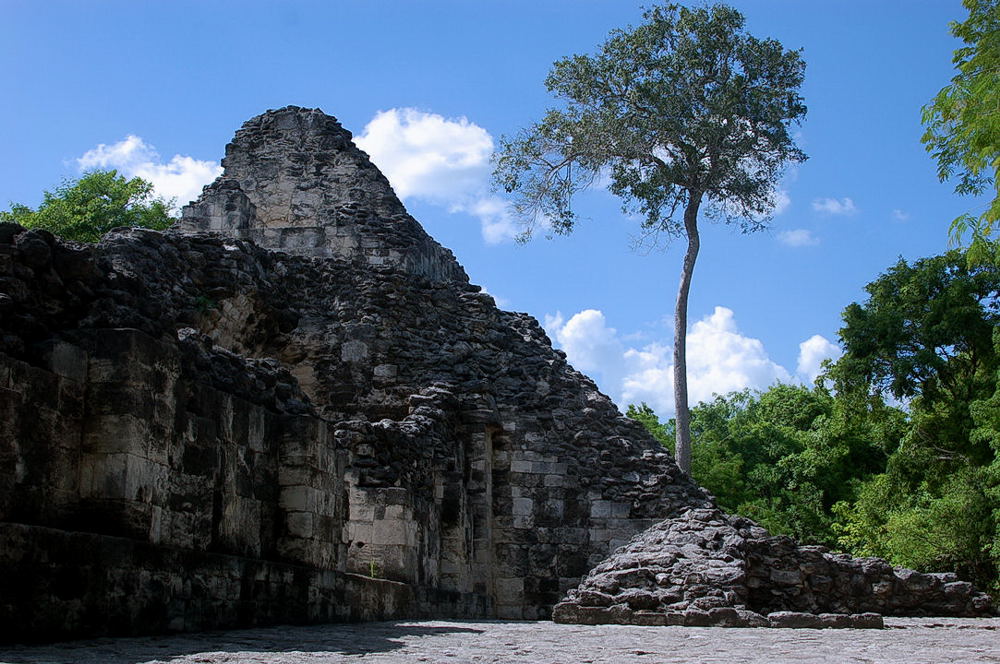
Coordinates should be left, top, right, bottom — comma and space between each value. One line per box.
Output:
673, 193, 702, 474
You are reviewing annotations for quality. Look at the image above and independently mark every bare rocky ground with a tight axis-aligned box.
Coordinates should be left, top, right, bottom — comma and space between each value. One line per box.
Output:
2, 618, 999, 664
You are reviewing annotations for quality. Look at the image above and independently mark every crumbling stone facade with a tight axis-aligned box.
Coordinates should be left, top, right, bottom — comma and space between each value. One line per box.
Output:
553, 509, 993, 629
0, 107, 993, 642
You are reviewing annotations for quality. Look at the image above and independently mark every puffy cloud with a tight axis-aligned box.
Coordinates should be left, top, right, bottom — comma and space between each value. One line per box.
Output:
891, 208, 910, 222
796, 334, 842, 382
77, 135, 149, 171
777, 229, 819, 247
355, 108, 519, 243
681, 307, 793, 405
772, 188, 791, 216
620, 343, 674, 413
812, 197, 858, 215
546, 306, 793, 415
545, 309, 628, 390
465, 196, 520, 245
354, 107, 492, 201
77, 135, 221, 211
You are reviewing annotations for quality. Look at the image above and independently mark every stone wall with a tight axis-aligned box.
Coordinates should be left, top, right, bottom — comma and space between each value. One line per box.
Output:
0, 149, 709, 639
1, 327, 317, 558
0, 522, 417, 643
0, 320, 493, 641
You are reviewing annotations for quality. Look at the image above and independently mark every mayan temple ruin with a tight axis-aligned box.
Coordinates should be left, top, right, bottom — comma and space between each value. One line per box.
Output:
0, 107, 993, 642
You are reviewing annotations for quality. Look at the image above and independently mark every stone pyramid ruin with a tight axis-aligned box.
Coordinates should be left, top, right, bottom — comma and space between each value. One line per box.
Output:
0, 107, 992, 641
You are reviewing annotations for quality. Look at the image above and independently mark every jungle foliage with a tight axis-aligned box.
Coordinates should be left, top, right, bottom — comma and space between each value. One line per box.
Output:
630, 249, 1000, 592
1, 170, 173, 243
922, 0, 1000, 263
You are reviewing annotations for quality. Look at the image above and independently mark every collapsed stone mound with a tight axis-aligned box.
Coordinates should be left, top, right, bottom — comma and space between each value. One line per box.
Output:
553, 508, 994, 628
0, 106, 993, 641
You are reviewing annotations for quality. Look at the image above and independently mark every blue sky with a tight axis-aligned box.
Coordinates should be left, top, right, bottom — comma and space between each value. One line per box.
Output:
2, 1, 975, 415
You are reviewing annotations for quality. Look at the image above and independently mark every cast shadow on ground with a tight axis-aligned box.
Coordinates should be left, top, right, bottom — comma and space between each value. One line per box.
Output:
0, 621, 487, 664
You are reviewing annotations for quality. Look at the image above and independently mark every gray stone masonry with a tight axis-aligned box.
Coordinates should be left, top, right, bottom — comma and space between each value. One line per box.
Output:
552, 508, 994, 629
0, 107, 993, 642
177, 106, 467, 283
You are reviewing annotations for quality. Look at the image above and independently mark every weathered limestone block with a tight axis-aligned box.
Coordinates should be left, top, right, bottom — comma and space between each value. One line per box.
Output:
0, 522, 420, 643
178, 178, 257, 233
0, 351, 84, 526
277, 415, 343, 568
344, 483, 420, 582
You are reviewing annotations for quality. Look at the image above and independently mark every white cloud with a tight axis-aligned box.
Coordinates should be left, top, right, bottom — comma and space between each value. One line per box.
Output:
542, 312, 565, 341
546, 306, 793, 416
772, 188, 791, 216
465, 196, 520, 245
796, 334, 842, 382
778, 229, 819, 247
620, 343, 675, 414
354, 108, 492, 201
891, 208, 910, 222
355, 108, 519, 243
680, 307, 793, 405
77, 135, 221, 211
778, 228, 819, 247
812, 197, 858, 215
547, 309, 629, 391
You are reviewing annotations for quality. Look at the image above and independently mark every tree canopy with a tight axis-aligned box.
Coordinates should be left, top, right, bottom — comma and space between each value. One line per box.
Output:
494, 3, 806, 238
629, 385, 893, 547
0, 170, 173, 243
832, 250, 1000, 404
493, 3, 807, 473
829, 250, 1000, 479
921, 0, 1000, 262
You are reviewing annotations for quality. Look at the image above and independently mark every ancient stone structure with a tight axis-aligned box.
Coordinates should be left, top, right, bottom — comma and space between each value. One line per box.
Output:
552, 509, 993, 628
0, 107, 993, 642
179, 109, 466, 283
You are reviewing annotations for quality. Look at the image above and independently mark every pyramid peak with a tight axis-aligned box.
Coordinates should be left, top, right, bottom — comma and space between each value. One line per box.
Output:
179, 108, 467, 283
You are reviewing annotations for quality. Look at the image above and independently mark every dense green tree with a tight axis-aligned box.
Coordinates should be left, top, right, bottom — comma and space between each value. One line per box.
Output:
830, 250, 1000, 468
1, 170, 173, 243
628, 384, 894, 546
626, 403, 672, 448
969, 336, 1000, 586
829, 249, 1000, 590
921, 0, 1000, 262
835, 467, 997, 585
493, 3, 807, 474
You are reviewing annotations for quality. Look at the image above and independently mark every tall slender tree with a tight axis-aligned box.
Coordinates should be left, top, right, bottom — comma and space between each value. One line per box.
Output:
493, 3, 807, 473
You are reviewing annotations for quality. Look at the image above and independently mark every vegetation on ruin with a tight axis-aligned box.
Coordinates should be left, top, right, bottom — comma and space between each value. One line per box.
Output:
493, 2, 807, 474
0, 169, 173, 243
